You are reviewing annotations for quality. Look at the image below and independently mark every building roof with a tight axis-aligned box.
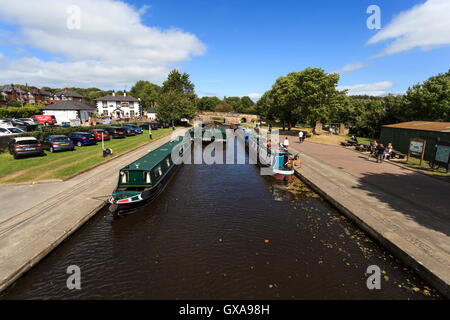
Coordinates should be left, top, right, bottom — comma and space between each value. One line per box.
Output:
42, 101, 96, 111
383, 121, 450, 133
0, 85, 26, 94
95, 95, 140, 102
54, 90, 84, 98
30, 88, 52, 96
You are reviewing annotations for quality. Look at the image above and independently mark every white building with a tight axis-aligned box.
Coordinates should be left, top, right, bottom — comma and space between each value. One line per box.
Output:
95, 92, 141, 118
146, 108, 157, 120
42, 101, 96, 124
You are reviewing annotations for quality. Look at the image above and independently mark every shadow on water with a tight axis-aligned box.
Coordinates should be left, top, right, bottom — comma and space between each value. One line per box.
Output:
0, 140, 442, 300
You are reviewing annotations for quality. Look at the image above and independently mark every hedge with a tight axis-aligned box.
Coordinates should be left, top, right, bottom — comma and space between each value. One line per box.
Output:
0, 106, 42, 118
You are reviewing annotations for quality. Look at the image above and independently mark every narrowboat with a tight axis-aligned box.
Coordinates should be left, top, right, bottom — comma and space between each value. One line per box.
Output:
108, 136, 191, 213
190, 126, 227, 143
247, 132, 295, 180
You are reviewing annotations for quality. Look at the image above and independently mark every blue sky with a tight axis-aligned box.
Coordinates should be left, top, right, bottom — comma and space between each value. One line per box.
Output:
0, 0, 449, 98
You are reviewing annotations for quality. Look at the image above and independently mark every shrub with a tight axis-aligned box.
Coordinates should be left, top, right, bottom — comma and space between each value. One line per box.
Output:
0, 105, 42, 118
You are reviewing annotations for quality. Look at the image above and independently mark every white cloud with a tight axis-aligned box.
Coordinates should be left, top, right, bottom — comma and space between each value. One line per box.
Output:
246, 93, 262, 101
338, 81, 394, 96
0, 0, 206, 88
332, 62, 369, 74
367, 0, 450, 56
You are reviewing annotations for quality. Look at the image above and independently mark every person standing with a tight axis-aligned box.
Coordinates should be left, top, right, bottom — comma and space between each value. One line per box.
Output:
298, 130, 304, 143
384, 143, 393, 160
376, 143, 385, 163
283, 137, 290, 150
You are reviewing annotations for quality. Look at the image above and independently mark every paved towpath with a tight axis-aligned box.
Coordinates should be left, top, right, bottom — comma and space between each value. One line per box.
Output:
0, 129, 185, 293
289, 139, 450, 297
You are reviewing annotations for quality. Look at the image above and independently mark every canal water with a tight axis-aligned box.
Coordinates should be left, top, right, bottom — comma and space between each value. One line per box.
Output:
1, 139, 440, 299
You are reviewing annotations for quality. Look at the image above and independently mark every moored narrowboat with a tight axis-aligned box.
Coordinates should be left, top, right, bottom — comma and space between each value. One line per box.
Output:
247, 132, 295, 180
109, 136, 191, 213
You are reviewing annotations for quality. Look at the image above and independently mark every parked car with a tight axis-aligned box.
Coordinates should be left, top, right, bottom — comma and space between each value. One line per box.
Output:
32, 114, 57, 126
104, 127, 127, 139
121, 126, 136, 136
18, 118, 39, 126
8, 137, 44, 159
158, 121, 170, 128
123, 124, 143, 134
139, 122, 159, 130
90, 129, 111, 141
0, 126, 25, 136
68, 132, 97, 146
42, 135, 75, 152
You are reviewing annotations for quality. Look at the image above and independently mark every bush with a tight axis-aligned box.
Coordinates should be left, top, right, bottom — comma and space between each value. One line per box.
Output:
0, 105, 42, 118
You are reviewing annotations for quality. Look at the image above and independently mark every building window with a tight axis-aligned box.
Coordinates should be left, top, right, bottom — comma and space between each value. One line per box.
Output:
103, 110, 108, 116
130, 110, 135, 117
102, 101, 107, 107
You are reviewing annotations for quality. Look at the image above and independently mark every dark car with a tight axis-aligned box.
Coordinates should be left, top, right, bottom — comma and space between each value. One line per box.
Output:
158, 121, 170, 128
43, 135, 75, 152
123, 124, 143, 134
104, 126, 127, 139
8, 137, 45, 159
90, 129, 111, 141
120, 126, 136, 136
139, 122, 159, 130
68, 132, 97, 147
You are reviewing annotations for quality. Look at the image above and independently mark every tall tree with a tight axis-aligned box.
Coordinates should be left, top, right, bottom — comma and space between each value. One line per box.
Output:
130, 80, 161, 110
156, 90, 197, 123
162, 69, 195, 94
197, 96, 222, 111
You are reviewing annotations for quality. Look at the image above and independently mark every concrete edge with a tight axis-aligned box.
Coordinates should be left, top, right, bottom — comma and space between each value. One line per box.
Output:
0, 201, 107, 293
293, 167, 450, 299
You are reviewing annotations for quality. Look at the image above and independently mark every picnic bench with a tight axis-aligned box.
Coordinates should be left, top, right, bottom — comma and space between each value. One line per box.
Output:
390, 149, 406, 160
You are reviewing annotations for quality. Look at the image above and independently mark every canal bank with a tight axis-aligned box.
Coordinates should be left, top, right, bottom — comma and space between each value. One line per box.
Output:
0, 139, 440, 299
289, 142, 450, 298
0, 129, 186, 293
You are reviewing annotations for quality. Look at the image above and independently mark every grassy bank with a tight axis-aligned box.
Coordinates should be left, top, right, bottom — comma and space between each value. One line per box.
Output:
0, 128, 173, 184
397, 157, 450, 182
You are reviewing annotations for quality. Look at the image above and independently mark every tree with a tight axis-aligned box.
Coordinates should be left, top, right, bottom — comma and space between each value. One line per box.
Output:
130, 80, 161, 110
156, 90, 197, 123
215, 102, 233, 112
223, 97, 242, 112
197, 96, 222, 111
162, 69, 195, 94
240, 96, 255, 113
403, 71, 449, 121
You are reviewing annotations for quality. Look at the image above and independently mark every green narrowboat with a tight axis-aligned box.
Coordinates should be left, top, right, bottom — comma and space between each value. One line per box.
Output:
109, 136, 191, 213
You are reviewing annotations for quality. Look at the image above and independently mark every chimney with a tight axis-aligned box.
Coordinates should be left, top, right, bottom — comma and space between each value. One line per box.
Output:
112, 91, 115, 97
124, 91, 127, 97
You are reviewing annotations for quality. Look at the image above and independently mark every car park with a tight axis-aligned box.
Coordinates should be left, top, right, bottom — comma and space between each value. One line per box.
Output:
90, 129, 111, 141
104, 127, 127, 139
123, 124, 143, 134
0, 126, 25, 136
8, 137, 45, 159
42, 135, 75, 152
68, 132, 97, 146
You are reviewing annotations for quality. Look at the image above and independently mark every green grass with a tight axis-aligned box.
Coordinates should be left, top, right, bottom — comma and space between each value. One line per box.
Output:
0, 128, 174, 183
400, 157, 450, 181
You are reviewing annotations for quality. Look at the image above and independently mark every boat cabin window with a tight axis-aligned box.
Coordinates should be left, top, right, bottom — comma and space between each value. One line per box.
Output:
154, 166, 163, 179
120, 171, 128, 184
145, 171, 151, 184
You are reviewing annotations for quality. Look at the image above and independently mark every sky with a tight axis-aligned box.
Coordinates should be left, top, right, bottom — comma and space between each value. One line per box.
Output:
0, 0, 449, 99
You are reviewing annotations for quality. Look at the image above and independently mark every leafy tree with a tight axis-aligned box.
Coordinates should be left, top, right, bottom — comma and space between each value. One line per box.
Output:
223, 97, 242, 112
162, 69, 195, 94
403, 71, 449, 121
215, 102, 233, 112
197, 96, 222, 111
130, 80, 161, 110
156, 90, 196, 123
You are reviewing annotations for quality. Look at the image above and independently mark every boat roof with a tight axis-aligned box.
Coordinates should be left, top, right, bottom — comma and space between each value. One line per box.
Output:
121, 137, 183, 171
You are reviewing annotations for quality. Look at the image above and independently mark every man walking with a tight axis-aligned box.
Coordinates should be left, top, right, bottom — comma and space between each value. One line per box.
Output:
298, 130, 304, 143
376, 143, 385, 163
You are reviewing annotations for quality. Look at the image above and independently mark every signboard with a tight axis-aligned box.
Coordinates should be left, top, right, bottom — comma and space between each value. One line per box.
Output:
407, 138, 426, 166
409, 140, 424, 155
435, 144, 450, 165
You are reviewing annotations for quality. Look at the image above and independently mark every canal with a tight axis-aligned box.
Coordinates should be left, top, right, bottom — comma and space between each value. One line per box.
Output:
1, 139, 440, 299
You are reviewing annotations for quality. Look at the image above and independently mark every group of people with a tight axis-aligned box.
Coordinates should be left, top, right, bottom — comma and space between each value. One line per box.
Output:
369, 140, 394, 163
